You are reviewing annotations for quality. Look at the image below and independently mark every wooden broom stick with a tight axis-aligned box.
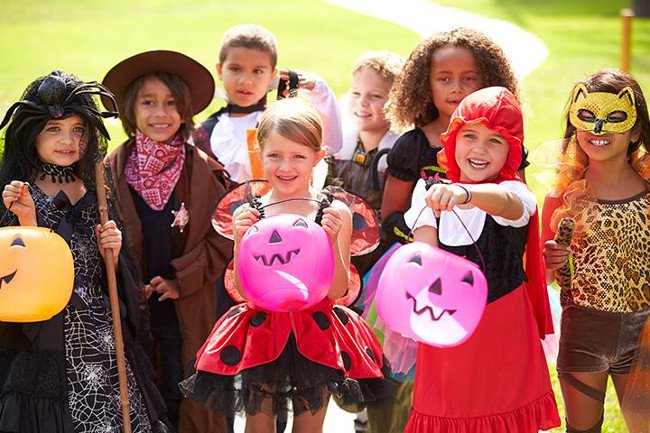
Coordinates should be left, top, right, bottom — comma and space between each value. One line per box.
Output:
94, 161, 132, 433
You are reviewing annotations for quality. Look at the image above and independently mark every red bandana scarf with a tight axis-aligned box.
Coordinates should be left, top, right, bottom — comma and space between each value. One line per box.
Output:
125, 130, 186, 211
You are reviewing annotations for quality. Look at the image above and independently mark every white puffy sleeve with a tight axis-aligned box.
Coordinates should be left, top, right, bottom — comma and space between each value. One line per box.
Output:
491, 181, 537, 227
404, 179, 438, 231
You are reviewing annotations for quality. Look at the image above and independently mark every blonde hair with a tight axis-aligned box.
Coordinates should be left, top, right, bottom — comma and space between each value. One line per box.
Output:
352, 50, 404, 85
256, 98, 323, 152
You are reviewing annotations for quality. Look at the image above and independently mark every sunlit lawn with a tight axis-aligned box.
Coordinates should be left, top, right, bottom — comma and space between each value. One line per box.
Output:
1, 1, 648, 431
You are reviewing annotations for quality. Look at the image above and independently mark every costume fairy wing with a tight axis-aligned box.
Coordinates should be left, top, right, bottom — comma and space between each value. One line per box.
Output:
213, 182, 380, 256
527, 139, 564, 199
223, 260, 245, 303
321, 186, 380, 257
211, 180, 272, 240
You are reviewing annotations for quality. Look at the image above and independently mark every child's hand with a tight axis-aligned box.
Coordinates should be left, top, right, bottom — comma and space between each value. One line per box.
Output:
95, 220, 122, 265
149, 276, 180, 301
2, 181, 37, 226
425, 183, 471, 218
543, 240, 570, 270
233, 205, 260, 243
321, 207, 343, 241
278, 69, 316, 93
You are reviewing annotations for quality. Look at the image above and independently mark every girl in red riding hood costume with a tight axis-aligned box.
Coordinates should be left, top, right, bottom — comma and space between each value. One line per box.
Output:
403, 86, 560, 432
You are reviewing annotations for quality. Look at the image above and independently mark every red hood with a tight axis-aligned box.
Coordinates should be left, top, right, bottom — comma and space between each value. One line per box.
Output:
439, 87, 553, 337
439, 86, 523, 183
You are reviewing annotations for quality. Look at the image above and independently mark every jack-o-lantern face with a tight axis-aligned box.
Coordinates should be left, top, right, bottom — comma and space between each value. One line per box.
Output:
376, 242, 487, 347
237, 214, 334, 312
0, 227, 74, 322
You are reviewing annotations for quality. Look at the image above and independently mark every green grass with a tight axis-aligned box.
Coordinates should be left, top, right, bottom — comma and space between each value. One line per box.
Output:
0, 2, 647, 431
0, 0, 418, 146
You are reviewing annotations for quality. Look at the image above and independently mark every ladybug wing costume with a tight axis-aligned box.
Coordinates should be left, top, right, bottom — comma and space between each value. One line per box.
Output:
181, 185, 391, 421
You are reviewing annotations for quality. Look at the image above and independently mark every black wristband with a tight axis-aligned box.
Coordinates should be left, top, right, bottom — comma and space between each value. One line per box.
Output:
456, 184, 472, 204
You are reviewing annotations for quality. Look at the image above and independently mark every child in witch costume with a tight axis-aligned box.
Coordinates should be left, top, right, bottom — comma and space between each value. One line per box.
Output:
0, 71, 169, 432
192, 23, 343, 183
403, 86, 560, 432
181, 97, 391, 432
103, 51, 232, 433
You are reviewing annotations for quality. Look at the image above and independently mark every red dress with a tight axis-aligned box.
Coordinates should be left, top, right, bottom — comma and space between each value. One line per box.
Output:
404, 87, 560, 432
406, 286, 560, 432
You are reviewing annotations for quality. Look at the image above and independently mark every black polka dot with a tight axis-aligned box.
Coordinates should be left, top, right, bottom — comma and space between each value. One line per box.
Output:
333, 307, 349, 325
312, 311, 331, 330
352, 212, 367, 231
220, 346, 242, 366
251, 312, 267, 327
341, 351, 352, 371
227, 306, 245, 318
365, 348, 375, 362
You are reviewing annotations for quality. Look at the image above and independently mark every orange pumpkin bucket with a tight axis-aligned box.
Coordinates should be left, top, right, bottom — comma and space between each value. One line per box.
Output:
0, 226, 74, 322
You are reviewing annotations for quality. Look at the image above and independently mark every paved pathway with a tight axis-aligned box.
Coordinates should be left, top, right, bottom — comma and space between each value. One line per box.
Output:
326, 0, 547, 80
234, 399, 358, 432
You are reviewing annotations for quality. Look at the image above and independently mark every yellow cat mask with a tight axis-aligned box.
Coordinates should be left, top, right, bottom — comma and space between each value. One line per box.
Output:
569, 84, 637, 135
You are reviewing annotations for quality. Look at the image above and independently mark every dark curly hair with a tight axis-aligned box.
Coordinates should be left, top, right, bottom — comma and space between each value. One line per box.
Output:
0, 70, 116, 197
386, 28, 519, 130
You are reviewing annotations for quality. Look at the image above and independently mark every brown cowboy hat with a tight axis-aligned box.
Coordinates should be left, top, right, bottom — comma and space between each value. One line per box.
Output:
102, 49, 214, 115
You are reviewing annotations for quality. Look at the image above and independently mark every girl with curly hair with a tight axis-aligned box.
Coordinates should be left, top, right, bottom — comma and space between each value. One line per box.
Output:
542, 69, 650, 433
380, 28, 523, 245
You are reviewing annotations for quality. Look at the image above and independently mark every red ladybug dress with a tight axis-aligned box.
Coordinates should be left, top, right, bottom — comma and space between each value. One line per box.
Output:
180, 189, 391, 421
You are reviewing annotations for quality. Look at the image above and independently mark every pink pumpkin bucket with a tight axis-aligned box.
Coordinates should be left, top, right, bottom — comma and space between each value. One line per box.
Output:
376, 242, 487, 347
237, 214, 334, 312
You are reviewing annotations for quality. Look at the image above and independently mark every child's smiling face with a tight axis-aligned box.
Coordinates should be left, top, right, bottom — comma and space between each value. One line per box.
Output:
348, 68, 391, 133
455, 122, 509, 183
36, 115, 86, 166
134, 77, 181, 143
261, 131, 324, 197
576, 129, 637, 165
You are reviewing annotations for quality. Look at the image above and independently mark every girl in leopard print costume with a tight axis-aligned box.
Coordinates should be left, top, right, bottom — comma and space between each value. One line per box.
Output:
542, 69, 650, 433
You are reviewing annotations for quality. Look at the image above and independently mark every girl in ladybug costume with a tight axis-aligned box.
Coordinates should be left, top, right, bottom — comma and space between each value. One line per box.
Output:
181, 97, 390, 432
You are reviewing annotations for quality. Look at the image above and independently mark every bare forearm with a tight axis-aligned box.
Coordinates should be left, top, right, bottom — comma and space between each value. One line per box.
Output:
381, 176, 415, 217
462, 183, 523, 220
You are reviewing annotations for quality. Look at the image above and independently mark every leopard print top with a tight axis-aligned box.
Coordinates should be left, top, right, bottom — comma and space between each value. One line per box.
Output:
561, 188, 650, 312
554, 217, 575, 292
